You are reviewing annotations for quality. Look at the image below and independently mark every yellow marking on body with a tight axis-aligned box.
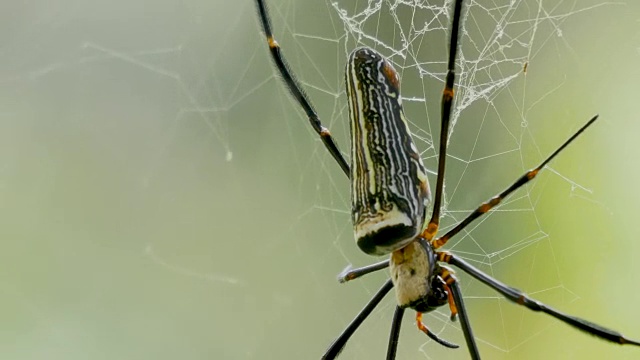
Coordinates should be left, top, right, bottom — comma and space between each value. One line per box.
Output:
517, 295, 525, 305
437, 252, 451, 263
432, 237, 446, 249
479, 203, 491, 213
391, 244, 414, 265
422, 222, 439, 241
416, 312, 430, 333
479, 197, 501, 213
444, 283, 457, 319
443, 87, 454, 101
391, 249, 405, 265
320, 128, 331, 136
527, 169, 538, 179
440, 268, 453, 281
382, 61, 400, 89
267, 36, 279, 48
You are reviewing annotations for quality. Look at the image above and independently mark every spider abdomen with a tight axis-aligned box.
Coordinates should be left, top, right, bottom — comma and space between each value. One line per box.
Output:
346, 48, 431, 256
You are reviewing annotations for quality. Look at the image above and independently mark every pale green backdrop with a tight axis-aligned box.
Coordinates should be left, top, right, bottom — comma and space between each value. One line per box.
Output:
1, 1, 639, 359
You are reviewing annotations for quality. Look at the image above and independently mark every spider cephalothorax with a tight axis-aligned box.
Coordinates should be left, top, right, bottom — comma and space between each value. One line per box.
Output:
390, 240, 447, 313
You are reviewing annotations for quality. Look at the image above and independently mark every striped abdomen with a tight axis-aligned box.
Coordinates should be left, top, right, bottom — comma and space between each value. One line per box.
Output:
346, 48, 431, 256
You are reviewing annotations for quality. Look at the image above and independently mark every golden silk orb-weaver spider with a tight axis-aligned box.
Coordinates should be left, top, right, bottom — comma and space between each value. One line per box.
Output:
253, 0, 640, 358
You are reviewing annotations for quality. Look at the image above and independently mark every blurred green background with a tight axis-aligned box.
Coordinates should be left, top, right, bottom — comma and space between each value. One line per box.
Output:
1, 0, 640, 359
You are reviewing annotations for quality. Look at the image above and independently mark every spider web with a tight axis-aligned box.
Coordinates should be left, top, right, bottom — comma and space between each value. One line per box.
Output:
2, 1, 640, 360
252, 0, 639, 359
311, 1, 604, 358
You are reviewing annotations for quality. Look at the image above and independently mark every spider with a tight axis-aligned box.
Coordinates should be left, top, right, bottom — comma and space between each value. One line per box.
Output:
254, 0, 640, 358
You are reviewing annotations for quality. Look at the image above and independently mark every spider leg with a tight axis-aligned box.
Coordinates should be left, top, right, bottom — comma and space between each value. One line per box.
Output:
443, 281, 458, 321
254, 0, 349, 176
423, 0, 465, 241
338, 260, 390, 283
432, 115, 598, 249
439, 251, 640, 347
441, 266, 481, 360
386, 306, 405, 360
416, 312, 459, 348
323, 279, 395, 359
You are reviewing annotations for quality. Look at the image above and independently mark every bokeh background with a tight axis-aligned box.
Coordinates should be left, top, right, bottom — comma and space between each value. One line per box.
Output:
1, 0, 640, 359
